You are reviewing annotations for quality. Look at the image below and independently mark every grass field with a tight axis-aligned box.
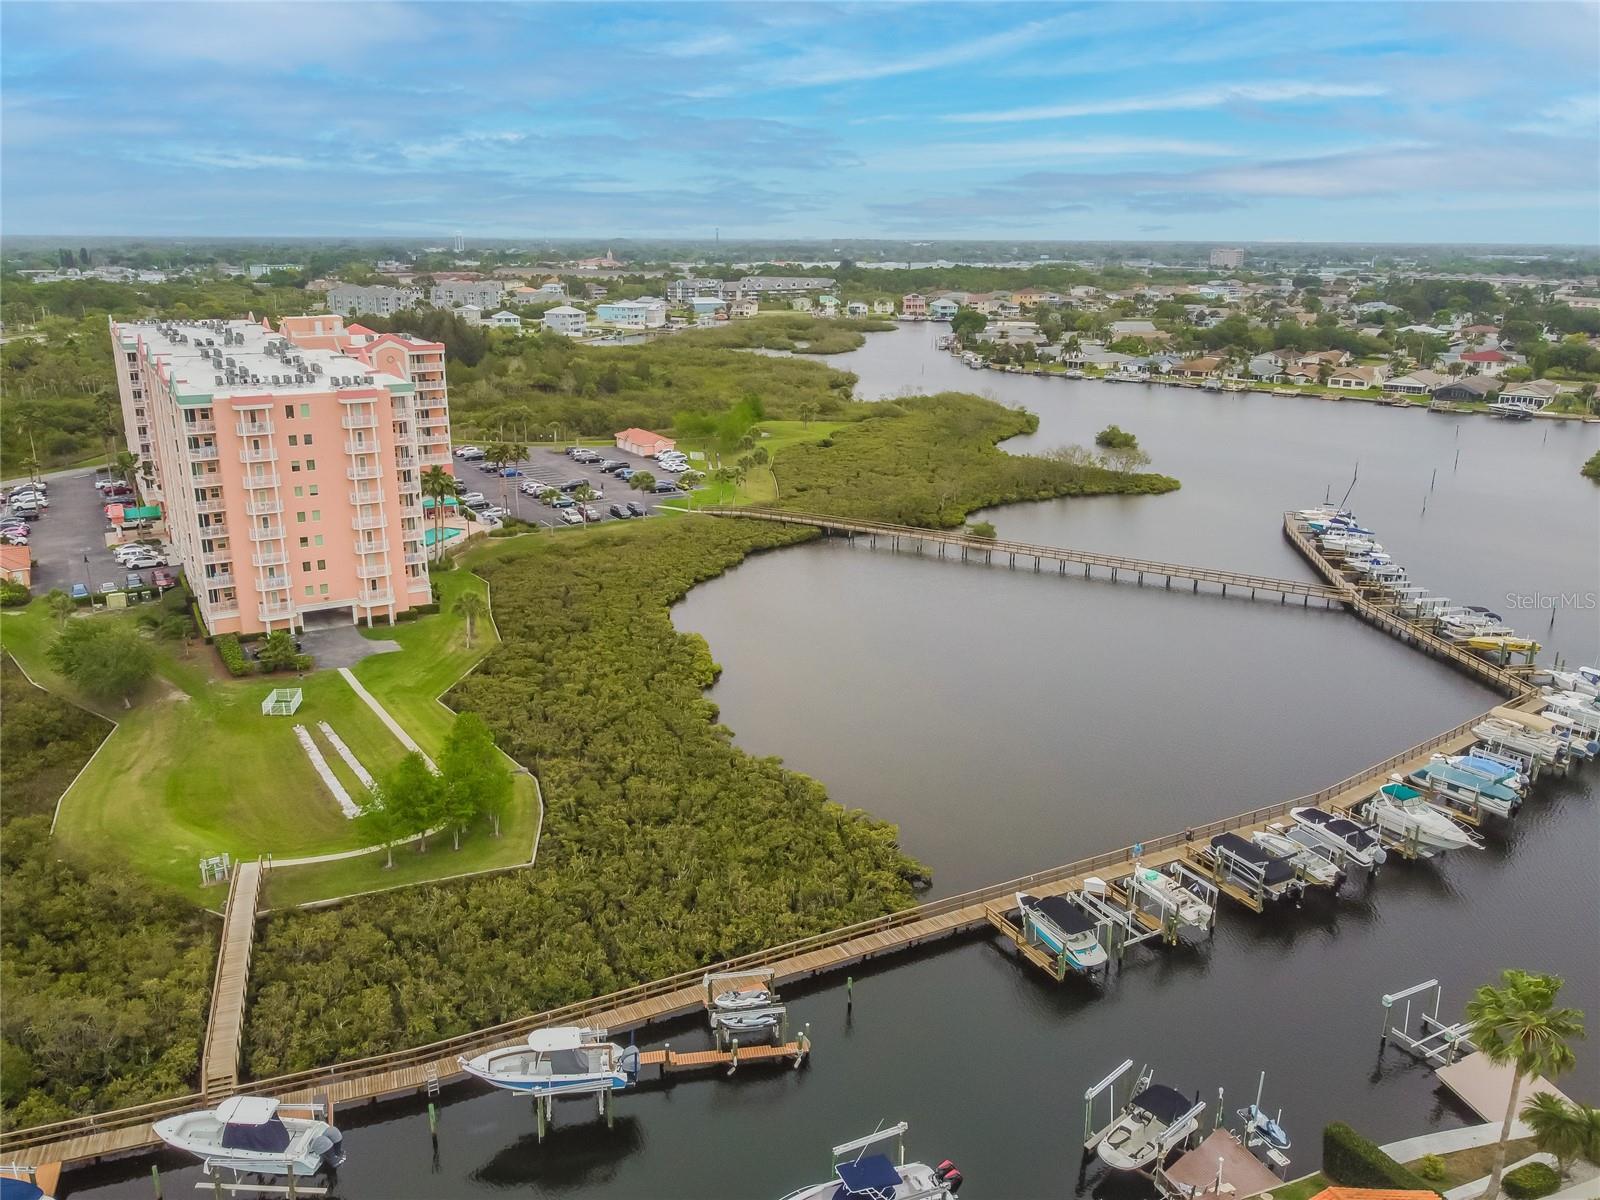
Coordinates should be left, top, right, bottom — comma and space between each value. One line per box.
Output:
660, 418, 845, 510
1, 567, 541, 906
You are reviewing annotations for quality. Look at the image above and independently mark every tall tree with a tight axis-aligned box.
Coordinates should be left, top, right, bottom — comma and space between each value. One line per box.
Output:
437, 713, 512, 844
420, 466, 454, 562
47, 621, 153, 707
451, 590, 488, 649
45, 589, 74, 628
355, 784, 405, 869
382, 752, 445, 852
1466, 970, 1586, 1200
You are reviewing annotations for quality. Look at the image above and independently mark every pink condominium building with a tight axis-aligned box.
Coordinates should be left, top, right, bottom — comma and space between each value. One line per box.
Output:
109, 315, 453, 635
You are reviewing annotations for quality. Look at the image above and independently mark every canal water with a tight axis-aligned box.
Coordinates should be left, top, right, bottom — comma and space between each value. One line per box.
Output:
66, 328, 1599, 1198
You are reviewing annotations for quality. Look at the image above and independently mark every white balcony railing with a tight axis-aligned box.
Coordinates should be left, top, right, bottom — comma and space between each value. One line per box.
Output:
241, 473, 280, 489
251, 551, 287, 568
351, 513, 385, 531
255, 575, 291, 593
356, 538, 389, 554
248, 524, 285, 542
245, 499, 282, 516
420, 451, 453, 466
201, 550, 233, 566
404, 551, 427, 566
210, 602, 241, 618
349, 490, 383, 506
205, 573, 235, 588
193, 497, 226, 514
356, 562, 389, 580
187, 442, 220, 461
357, 589, 394, 606
235, 419, 273, 437
258, 602, 295, 621
185, 419, 217, 434
343, 440, 377, 455
341, 414, 377, 430
240, 447, 277, 464
347, 464, 382, 481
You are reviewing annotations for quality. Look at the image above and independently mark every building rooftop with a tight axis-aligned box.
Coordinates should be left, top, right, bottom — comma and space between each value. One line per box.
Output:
117, 318, 403, 402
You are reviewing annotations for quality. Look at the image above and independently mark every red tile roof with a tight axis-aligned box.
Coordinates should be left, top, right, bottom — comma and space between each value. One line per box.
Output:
1460, 350, 1509, 362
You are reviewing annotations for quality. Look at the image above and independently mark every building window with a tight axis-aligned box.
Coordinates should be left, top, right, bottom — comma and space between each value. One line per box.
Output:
294, 486, 304, 497
291, 461, 301, 473
305, 586, 314, 597
302, 561, 312, 572
311, 509, 321, 521
314, 534, 324, 546
288, 435, 298, 446
319, 583, 330, 595
296, 511, 306, 523
299, 536, 310, 548
300, 404, 311, 418
303, 434, 313, 446
316, 559, 326, 570
308, 484, 318, 496
284, 405, 294, 419
305, 459, 315, 470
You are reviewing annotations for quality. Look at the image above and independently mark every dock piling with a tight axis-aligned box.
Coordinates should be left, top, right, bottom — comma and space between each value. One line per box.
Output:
152, 1164, 163, 1200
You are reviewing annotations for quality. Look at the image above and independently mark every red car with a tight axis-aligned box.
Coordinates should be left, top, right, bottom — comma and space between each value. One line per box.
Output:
152, 568, 178, 589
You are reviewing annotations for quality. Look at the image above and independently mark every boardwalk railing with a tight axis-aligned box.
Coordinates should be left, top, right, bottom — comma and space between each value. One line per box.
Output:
0, 693, 1538, 1164
705, 507, 1346, 601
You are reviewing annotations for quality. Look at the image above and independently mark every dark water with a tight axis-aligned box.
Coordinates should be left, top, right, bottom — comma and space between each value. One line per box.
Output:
67, 329, 1600, 1199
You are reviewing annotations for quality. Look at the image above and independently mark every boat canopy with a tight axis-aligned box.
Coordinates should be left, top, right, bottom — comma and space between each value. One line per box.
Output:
1132, 1083, 1196, 1124
528, 1027, 597, 1053
835, 1154, 902, 1199
1026, 893, 1095, 935
1380, 782, 1423, 802
1456, 755, 1516, 780
1490, 706, 1558, 734
216, 1096, 279, 1124
217, 1097, 292, 1154
1211, 832, 1293, 885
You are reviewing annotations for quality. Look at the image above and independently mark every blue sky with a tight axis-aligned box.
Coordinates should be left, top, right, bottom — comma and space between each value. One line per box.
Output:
3, 1, 1597, 243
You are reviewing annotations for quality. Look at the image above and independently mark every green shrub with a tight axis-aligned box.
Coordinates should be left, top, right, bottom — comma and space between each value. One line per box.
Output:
409, 602, 440, 616
291, 654, 314, 672
1323, 1122, 1439, 1193
0, 581, 30, 608
1416, 1153, 1447, 1182
214, 634, 256, 677
1503, 1162, 1561, 1199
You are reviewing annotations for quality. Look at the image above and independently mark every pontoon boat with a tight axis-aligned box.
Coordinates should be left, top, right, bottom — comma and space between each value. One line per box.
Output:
1016, 892, 1109, 974
1250, 825, 1342, 888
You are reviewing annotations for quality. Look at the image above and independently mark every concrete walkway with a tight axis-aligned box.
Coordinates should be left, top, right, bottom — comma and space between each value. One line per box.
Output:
338, 666, 437, 772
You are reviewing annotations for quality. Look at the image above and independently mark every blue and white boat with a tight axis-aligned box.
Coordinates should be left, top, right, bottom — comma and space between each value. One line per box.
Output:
1359, 781, 1481, 855
1447, 752, 1527, 793
458, 1027, 639, 1098
1410, 756, 1522, 818
152, 1097, 344, 1178
1016, 892, 1109, 974
778, 1122, 962, 1200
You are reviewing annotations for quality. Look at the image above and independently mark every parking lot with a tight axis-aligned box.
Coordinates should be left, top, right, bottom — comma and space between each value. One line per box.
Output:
1, 465, 170, 597
452, 442, 698, 528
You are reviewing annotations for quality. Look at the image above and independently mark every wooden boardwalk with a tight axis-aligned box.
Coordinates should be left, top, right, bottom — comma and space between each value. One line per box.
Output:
705, 507, 1347, 602
201, 860, 264, 1097
0, 516, 1553, 1173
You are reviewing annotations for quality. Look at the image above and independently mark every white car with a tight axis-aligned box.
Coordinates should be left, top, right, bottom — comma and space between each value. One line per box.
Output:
558, 508, 584, 525
123, 552, 165, 569
11, 490, 49, 508
479, 505, 508, 520
115, 544, 167, 565
458, 491, 487, 507
455, 445, 484, 459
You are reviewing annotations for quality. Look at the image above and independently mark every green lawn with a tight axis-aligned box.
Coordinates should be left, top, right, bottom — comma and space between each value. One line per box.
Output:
663, 419, 845, 509
2, 568, 542, 907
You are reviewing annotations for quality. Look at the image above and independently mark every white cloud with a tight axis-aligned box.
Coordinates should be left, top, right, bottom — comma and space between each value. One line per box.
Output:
944, 81, 1388, 123
767, 17, 1072, 87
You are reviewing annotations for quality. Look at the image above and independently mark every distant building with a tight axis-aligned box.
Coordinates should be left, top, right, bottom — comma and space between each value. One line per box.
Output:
1432, 376, 1498, 403
729, 298, 759, 319
1327, 364, 1387, 389
1107, 319, 1160, 337
727, 275, 833, 295
1383, 370, 1451, 395
0, 544, 31, 588
929, 297, 958, 320
248, 263, 299, 279
1454, 348, 1520, 377
327, 283, 422, 317
596, 299, 667, 328
486, 310, 523, 329
846, 300, 869, 316
542, 305, 588, 336
817, 295, 840, 315
668, 278, 725, 302
1209, 247, 1245, 269
872, 299, 895, 316
615, 428, 675, 457
1497, 379, 1562, 410
790, 296, 813, 312
431, 281, 506, 309
535, 280, 568, 299
902, 294, 929, 318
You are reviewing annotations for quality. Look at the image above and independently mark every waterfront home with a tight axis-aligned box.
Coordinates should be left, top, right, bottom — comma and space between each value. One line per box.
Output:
596, 299, 667, 328
1496, 379, 1563, 410
1176, 356, 1223, 379
791, 296, 814, 312
730, 297, 760, 319
1454, 348, 1520, 376
486, 310, 523, 330
615, 428, 675, 457
902, 293, 929, 318
1432, 376, 1499, 404
929, 298, 959, 320
1014, 287, 1062, 307
691, 297, 728, 324
1327, 364, 1387, 390
1384, 370, 1451, 396
846, 300, 869, 317
817, 295, 840, 316
1248, 353, 1285, 380
872, 299, 895, 316
1282, 365, 1320, 385
542, 305, 588, 336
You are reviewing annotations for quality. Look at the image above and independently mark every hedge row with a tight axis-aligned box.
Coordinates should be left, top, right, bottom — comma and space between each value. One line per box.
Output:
1322, 1123, 1441, 1193
215, 634, 253, 677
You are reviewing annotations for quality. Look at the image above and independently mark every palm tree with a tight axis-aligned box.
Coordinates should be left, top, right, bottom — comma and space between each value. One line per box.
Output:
483, 442, 514, 514
798, 400, 819, 428
573, 483, 596, 514
420, 465, 455, 562
1520, 1094, 1592, 1178
113, 449, 139, 491
1465, 970, 1585, 1200
46, 588, 74, 628
451, 591, 489, 648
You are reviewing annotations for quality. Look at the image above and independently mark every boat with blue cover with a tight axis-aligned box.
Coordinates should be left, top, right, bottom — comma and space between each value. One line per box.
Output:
458, 1027, 638, 1098
1016, 892, 1109, 974
778, 1122, 962, 1200
1410, 756, 1522, 818
152, 1096, 344, 1178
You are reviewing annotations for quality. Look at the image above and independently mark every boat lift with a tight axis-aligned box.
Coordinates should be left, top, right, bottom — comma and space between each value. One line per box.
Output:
1107, 862, 1219, 944
1074, 878, 1166, 961
1378, 979, 1477, 1067
1082, 1059, 1138, 1157
1186, 835, 1303, 914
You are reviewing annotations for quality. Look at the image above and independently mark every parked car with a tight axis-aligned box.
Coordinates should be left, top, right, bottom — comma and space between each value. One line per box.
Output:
651, 481, 679, 494
125, 571, 147, 590
478, 461, 502, 473
608, 503, 631, 519
625, 501, 647, 518
558, 478, 588, 492
99, 580, 119, 594
598, 460, 627, 473
558, 508, 584, 525
1, 531, 29, 546
116, 543, 167, 565
578, 504, 601, 522
614, 467, 635, 481
152, 568, 178, 589
458, 491, 487, 507
455, 445, 484, 459
479, 505, 508, 520
550, 495, 575, 509
11, 491, 49, 508
123, 552, 165, 569
570, 449, 601, 464
499, 467, 524, 478
69, 582, 90, 600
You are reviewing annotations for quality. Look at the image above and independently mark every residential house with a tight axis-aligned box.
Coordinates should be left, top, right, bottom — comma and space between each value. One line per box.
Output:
1281, 365, 1320, 385
455, 304, 483, 325
1496, 379, 1562, 410
790, 296, 814, 312
846, 300, 869, 317
535, 280, 568, 299
1432, 376, 1499, 403
1247, 354, 1284, 380
928, 298, 959, 320
730, 297, 760, 319
486, 311, 523, 330
1352, 301, 1404, 316
871, 299, 895, 316
1014, 287, 1061, 307
615, 428, 675, 457
901, 293, 929, 318
1326, 364, 1387, 390
1460, 323, 1500, 340
0, 544, 31, 588
1455, 349, 1520, 377
1176, 356, 1223, 378
817, 295, 840, 316
690, 297, 727, 324
542, 305, 588, 336
1107, 319, 1160, 338
1383, 370, 1451, 396
667, 278, 724, 302
509, 286, 543, 304
596, 299, 668, 328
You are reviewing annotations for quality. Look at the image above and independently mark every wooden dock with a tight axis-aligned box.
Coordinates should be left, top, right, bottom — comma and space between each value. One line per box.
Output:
201, 860, 264, 1096
637, 1040, 808, 1076
706, 507, 1348, 603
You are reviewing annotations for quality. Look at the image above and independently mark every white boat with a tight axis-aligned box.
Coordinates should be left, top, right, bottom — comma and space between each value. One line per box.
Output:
1359, 781, 1480, 856
712, 985, 774, 1011
457, 1027, 638, 1098
1288, 807, 1388, 870
1095, 1076, 1206, 1172
1548, 666, 1600, 697
778, 1122, 962, 1200
1016, 892, 1109, 974
1544, 691, 1600, 736
714, 1010, 780, 1039
1240, 1103, 1291, 1151
152, 1097, 343, 1178
1127, 865, 1213, 935
1251, 825, 1342, 888
1198, 833, 1303, 903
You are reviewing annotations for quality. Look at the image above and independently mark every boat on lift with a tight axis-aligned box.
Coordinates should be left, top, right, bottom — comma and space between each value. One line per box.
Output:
1095, 1072, 1207, 1172
1250, 825, 1343, 887
1015, 892, 1109, 974
711, 984, 775, 1011
778, 1122, 963, 1200
1288, 807, 1388, 870
1548, 665, 1600, 697
457, 1027, 639, 1098
1198, 833, 1303, 904
1544, 691, 1600, 736
1358, 781, 1481, 855
1447, 752, 1528, 793
1409, 759, 1521, 819
714, 1011, 781, 1039
152, 1097, 344, 1179
1127, 864, 1214, 935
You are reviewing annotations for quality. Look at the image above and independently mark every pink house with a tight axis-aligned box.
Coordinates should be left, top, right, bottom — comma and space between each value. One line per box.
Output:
615, 428, 675, 457
901, 293, 928, 318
